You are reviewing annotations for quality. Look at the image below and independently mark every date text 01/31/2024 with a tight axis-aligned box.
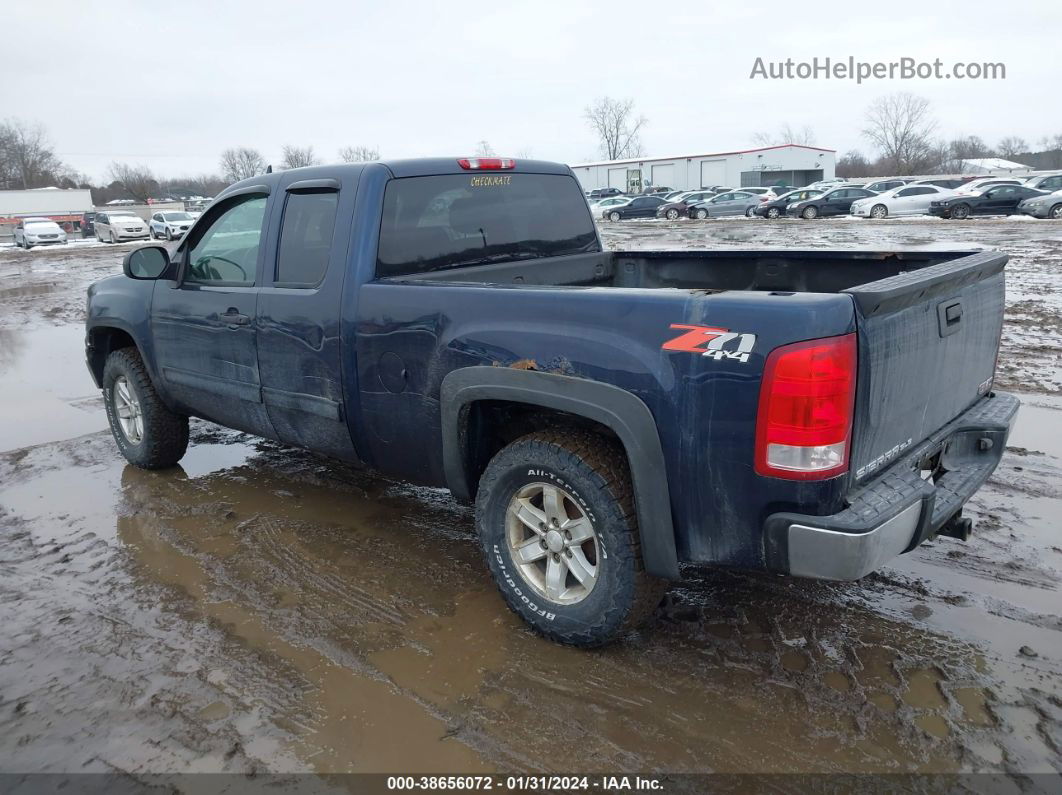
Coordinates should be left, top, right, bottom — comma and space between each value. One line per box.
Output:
386, 775, 665, 791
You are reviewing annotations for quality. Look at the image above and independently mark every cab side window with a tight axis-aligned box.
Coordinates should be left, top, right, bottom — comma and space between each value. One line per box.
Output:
275, 191, 339, 287
186, 195, 267, 286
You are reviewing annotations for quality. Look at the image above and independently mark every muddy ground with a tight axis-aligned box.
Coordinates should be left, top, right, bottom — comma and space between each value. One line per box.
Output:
0, 220, 1060, 782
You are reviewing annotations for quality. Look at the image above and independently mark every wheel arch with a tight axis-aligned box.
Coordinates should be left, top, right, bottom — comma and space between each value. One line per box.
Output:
86, 322, 141, 388
441, 367, 680, 580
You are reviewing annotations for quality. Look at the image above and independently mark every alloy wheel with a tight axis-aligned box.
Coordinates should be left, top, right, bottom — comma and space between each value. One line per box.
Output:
113, 376, 144, 444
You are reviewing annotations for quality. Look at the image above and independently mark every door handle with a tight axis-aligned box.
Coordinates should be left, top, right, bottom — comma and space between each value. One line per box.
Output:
220, 308, 250, 327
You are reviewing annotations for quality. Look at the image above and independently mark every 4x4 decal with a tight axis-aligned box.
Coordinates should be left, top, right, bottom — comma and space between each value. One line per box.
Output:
661, 324, 757, 363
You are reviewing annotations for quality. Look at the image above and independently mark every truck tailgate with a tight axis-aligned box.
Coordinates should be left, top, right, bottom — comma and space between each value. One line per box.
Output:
845, 251, 1006, 482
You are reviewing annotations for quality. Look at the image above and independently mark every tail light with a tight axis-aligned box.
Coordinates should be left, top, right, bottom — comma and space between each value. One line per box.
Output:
755, 333, 857, 480
458, 157, 515, 170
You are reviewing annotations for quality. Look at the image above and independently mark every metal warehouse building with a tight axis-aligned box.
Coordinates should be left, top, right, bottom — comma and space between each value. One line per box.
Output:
571, 144, 836, 194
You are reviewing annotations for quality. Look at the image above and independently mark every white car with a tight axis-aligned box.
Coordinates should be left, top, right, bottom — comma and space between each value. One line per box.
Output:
589, 196, 631, 217
850, 184, 952, 219
954, 177, 1022, 196
13, 218, 68, 249
150, 211, 197, 240
95, 211, 150, 243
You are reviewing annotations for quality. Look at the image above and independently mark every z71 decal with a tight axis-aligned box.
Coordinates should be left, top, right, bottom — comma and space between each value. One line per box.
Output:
661, 324, 757, 363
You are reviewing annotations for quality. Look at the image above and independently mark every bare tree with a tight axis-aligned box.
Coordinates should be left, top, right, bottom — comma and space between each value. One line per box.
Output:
752, 123, 816, 147
515, 147, 535, 159
584, 97, 646, 160
474, 140, 496, 157
862, 93, 938, 175
0, 119, 65, 189
219, 147, 267, 182
997, 136, 1029, 159
281, 145, 318, 170
338, 145, 379, 163
835, 150, 871, 179
108, 162, 158, 203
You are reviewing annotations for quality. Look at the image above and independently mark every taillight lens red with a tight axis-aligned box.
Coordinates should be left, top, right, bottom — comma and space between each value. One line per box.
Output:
755, 333, 857, 480
458, 157, 515, 170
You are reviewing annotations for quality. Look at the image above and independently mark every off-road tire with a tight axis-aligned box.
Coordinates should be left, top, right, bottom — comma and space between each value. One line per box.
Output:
476, 429, 668, 646
102, 348, 188, 469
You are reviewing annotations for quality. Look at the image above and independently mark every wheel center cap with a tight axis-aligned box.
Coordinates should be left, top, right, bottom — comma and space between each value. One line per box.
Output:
545, 529, 564, 553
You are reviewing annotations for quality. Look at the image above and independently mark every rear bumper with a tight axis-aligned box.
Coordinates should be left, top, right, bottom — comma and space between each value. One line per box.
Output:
763, 391, 1019, 580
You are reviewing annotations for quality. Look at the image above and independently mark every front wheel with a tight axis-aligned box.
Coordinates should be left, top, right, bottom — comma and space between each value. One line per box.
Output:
475, 429, 667, 646
870, 204, 888, 219
109, 231, 117, 243
608, 211, 621, 222
694, 208, 708, 220
665, 208, 679, 220
103, 348, 189, 469
766, 207, 780, 219
802, 206, 818, 219
951, 204, 971, 220
165, 228, 173, 241
745, 206, 756, 217
1050, 203, 1062, 220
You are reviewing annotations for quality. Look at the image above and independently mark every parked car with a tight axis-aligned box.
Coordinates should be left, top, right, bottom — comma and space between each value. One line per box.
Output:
954, 178, 1022, 196
95, 212, 150, 243
149, 211, 196, 240
660, 190, 688, 201
804, 178, 846, 190
80, 211, 96, 238
1024, 173, 1062, 193
655, 190, 723, 220
1017, 189, 1062, 219
85, 156, 1017, 646
787, 187, 877, 219
929, 185, 1048, 219
589, 196, 631, 217
603, 195, 666, 220
687, 191, 765, 219
863, 178, 913, 194
736, 187, 778, 199
588, 187, 624, 200
13, 217, 68, 249
850, 184, 952, 219
753, 188, 824, 218
912, 178, 973, 190
645, 186, 672, 194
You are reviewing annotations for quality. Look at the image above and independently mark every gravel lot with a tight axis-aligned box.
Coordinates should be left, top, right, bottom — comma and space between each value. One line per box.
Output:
0, 219, 1060, 781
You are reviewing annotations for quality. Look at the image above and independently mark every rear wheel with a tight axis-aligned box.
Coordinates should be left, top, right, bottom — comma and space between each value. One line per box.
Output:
870, 204, 888, 219
103, 348, 188, 469
951, 204, 971, 220
475, 429, 667, 646
802, 206, 818, 219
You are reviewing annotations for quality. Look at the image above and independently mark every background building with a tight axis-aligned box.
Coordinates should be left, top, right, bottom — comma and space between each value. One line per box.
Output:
0, 188, 94, 240
571, 144, 836, 193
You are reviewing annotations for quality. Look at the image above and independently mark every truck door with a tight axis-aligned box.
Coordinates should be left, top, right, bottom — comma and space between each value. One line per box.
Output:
255, 176, 361, 461
150, 189, 276, 439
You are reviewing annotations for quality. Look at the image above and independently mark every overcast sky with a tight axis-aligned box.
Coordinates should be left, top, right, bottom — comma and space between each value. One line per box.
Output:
3, 1, 1058, 182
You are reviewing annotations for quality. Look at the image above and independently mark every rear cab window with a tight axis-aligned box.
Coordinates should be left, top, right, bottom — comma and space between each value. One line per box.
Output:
275, 191, 339, 287
376, 173, 599, 278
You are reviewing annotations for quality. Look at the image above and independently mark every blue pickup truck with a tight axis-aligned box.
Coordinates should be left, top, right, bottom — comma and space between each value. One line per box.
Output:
85, 157, 1018, 646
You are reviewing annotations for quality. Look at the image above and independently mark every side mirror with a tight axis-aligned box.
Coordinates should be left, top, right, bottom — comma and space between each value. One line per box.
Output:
123, 245, 170, 280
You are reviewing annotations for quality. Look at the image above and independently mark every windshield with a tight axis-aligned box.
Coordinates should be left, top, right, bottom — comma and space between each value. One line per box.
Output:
112, 214, 141, 221
163, 212, 193, 221
26, 221, 59, 229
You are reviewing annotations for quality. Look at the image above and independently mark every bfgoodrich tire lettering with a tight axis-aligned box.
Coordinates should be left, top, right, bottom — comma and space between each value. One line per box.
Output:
103, 347, 189, 469
475, 429, 667, 646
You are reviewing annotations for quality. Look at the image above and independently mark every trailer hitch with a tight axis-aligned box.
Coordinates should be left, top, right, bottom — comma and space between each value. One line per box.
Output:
937, 513, 973, 542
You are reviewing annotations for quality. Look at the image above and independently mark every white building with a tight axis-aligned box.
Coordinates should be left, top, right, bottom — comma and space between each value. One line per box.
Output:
571, 144, 836, 194
956, 158, 1032, 175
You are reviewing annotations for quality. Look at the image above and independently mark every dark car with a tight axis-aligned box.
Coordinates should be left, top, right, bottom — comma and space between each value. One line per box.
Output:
913, 177, 979, 190
787, 187, 877, 219
80, 211, 96, 238
863, 179, 912, 194
84, 157, 1017, 648
928, 185, 1048, 219
602, 194, 666, 220
754, 188, 824, 219
588, 187, 624, 200
655, 190, 722, 220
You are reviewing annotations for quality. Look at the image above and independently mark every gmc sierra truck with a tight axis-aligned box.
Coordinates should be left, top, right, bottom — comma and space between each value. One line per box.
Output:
85, 157, 1018, 646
